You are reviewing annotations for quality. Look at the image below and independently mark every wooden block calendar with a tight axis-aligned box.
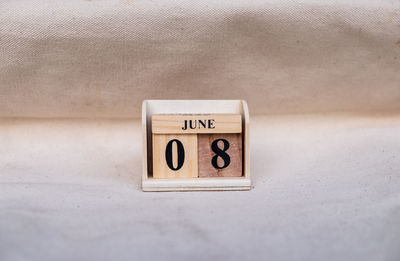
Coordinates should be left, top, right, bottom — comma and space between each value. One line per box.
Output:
142, 100, 250, 191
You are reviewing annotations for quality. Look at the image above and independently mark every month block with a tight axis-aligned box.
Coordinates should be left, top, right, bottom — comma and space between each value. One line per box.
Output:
198, 133, 243, 177
152, 134, 198, 179
152, 114, 242, 134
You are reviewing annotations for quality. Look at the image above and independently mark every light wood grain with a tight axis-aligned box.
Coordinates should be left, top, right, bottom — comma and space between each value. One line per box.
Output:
198, 133, 242, 177
152, 134, 198, 179
142, 177, 251, 191
152, 114, 241, 134
142, 100, 250, 191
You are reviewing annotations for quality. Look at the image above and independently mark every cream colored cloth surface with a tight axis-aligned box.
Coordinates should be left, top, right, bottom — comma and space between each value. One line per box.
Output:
1, 1, 400, 260
0, 0, 399, 117
1, 116, 400, 261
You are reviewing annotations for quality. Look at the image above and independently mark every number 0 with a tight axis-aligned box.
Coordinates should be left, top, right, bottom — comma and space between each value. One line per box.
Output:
165, 139, 185, 171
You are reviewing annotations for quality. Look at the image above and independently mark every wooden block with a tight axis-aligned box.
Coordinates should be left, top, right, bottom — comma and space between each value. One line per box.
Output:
152, 114, 241, 134
142, 100, 251, 192
152, 134, 198, 179
198, 133, 242, 177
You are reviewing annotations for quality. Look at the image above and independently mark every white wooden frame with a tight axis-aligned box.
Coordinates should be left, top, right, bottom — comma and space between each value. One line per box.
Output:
142, 100, 251, 191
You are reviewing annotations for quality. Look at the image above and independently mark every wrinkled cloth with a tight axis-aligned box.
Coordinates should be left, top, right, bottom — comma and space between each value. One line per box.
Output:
1, 1, 400, 261
1, 116, 400, 261
0, 0, 399, 118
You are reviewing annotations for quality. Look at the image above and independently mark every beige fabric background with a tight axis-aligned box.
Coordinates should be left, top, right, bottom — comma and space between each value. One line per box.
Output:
1, 1, 400, 261
1, 116, 400, 261
0, 0, 399, 118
